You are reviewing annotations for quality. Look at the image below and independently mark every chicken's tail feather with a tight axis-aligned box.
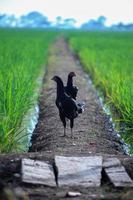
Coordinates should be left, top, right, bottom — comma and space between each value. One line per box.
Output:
77, 101, 85, 114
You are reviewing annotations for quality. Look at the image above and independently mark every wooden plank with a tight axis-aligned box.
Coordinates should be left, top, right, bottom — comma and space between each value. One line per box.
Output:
103, 157, 121, 168
103, 157, 133, 187
55, 156, 102, 187
21, 158, 56, 187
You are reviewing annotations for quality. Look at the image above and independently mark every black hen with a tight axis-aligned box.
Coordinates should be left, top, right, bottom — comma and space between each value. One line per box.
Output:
52, 75, 83, 137
65, 72, 78, 100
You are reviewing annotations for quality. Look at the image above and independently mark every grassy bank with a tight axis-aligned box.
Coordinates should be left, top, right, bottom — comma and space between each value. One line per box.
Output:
0, 29, 57, 153
68, 31, 133, 153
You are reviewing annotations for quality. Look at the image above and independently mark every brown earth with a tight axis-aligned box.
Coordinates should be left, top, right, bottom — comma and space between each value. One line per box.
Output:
0, 38, 133, 200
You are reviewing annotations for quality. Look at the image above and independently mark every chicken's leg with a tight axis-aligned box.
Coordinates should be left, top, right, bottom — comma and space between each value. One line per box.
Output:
64, 127, 66, 137
70, 119, 74, 138
59, 112, 66, 136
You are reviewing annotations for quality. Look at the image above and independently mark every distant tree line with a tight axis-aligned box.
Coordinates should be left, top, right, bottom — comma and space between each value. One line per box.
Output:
0, 11, 133, 31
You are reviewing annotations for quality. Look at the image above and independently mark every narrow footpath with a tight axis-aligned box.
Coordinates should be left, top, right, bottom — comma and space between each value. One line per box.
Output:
30, 37, 124, 155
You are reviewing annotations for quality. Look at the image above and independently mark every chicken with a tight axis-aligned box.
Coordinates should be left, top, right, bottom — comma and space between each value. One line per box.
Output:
65, 72, 78, 100
65, 72, 85, 113
52, 75, 83, 137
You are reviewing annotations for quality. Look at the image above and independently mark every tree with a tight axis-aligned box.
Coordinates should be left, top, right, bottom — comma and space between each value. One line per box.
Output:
19, 11, 51, 28
81, 15, 107, 30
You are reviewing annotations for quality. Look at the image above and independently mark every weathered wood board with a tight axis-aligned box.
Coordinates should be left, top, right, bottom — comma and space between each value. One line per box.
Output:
103, 157, 133, 187
21, 156, 133, 188
55, 156, 102, 187
22, 158, 56, 187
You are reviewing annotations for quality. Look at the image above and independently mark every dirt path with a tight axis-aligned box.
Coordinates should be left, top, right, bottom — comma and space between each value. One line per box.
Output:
30, 37, 124, 155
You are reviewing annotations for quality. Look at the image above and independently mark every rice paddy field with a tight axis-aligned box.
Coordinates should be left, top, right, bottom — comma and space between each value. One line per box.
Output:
0, 29, 133, 154
0, 29, 57, 153
68, 31, 133, 153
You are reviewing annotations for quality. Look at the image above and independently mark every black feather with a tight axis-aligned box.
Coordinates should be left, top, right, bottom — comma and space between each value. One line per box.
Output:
65, 72, 78, 100
52, 75, 81, 137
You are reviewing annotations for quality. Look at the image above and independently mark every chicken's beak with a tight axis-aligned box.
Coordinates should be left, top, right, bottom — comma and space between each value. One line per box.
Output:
51, 77, 54, 81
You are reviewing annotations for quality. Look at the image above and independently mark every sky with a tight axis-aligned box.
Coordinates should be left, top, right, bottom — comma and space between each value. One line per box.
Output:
0, 0, 133, 26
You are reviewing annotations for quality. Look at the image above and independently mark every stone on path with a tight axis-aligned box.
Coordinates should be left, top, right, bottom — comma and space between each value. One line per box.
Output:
22, 158, 56, 187
103, 157, 133, 187
66, 191, 81, 197
55, 156, 102, 187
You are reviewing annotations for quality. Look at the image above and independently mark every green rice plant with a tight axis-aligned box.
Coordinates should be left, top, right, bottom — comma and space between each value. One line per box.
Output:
68, 31, 133, 152
0, 29, 58, 153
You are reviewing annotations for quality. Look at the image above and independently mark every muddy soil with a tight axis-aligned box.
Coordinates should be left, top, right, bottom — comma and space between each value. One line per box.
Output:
0, 38, 133, 200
